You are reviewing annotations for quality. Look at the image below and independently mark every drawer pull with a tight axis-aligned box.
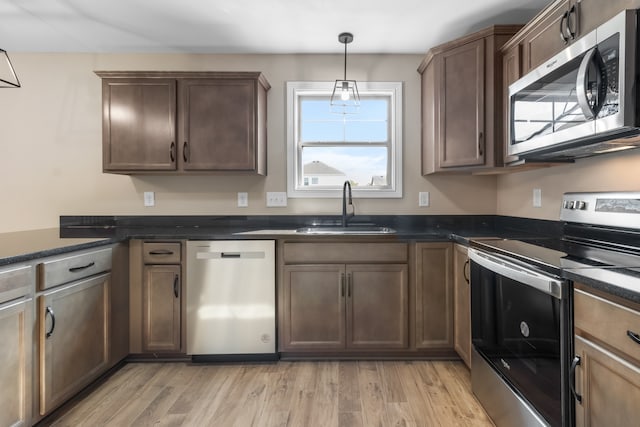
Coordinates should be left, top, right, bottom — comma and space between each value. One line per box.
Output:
570, 355, 582, 404
149, 249, 174, 256
68, 261, 95, 273
627, 330, 640, 345
45, 306, 56, 339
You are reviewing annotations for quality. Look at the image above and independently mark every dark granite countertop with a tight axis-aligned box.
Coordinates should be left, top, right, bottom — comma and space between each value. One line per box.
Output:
0, 228, 117, 267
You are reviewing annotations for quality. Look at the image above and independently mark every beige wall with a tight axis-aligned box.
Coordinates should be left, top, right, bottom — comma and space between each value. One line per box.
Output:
0, 53, 498, 233
496, 149, 640, 220
2, 53, 637, 233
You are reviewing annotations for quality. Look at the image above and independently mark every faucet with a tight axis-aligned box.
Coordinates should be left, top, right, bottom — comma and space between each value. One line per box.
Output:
342, 180, 354, 227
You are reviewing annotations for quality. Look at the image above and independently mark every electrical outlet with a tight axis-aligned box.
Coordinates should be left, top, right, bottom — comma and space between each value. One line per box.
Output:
143, 191, 155, 207
237, 192, 248, 207
533, 188, 542, 208
419, 192, 430, 207
266, 192, 287, 207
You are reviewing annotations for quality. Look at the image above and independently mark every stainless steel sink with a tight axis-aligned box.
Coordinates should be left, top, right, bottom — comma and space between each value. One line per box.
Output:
295, 225, 396, 235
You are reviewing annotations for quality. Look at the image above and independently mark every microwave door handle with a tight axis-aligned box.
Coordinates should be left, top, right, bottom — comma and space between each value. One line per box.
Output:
576, 47, 598, 120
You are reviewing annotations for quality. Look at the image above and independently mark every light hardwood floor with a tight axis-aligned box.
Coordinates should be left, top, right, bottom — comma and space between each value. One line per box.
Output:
47, 361, 494, 427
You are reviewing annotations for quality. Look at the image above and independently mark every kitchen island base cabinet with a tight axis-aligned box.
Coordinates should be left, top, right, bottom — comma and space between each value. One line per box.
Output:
39, 274, 110, 416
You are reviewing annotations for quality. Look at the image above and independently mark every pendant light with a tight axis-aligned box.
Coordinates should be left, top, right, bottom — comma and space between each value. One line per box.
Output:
0, 48, 20, 88
330, 32, 360, 114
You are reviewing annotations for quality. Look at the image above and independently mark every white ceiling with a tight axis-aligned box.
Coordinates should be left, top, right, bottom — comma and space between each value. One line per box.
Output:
0, 0, 549, 54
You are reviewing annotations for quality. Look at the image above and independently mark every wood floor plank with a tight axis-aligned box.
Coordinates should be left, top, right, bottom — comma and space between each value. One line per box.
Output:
357, 361, 391, 427
47, 360, 495, 427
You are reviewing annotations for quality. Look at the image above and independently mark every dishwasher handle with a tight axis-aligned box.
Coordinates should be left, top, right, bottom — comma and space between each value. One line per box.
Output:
196, 251, 267, 260
221, 253, 241, 258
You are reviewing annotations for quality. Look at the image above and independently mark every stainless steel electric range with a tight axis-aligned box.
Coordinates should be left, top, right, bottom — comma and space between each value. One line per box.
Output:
468, 192, 640, 427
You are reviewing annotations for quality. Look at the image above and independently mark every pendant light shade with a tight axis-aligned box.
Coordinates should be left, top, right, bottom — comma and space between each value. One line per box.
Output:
0, 48, 21, 88
330, 32, 360, 114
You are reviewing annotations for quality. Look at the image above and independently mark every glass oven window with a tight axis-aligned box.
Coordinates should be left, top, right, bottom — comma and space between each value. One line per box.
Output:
472, 265, 562, 426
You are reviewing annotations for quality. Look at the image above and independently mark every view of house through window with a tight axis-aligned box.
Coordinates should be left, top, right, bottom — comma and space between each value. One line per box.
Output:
287, 81, 402, 198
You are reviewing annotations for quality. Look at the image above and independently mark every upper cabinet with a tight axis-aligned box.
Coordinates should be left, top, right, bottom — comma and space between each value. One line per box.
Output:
419, 26, 521, 174
519, 0, 638, 75
96, 71, 270, 175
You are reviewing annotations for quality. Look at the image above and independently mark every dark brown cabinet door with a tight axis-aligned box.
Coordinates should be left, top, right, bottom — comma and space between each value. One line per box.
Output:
452, 244, 471, 368
502, 44, 521, 165
438, 38, 486, 168
0, 297, 32, 427
102, 78, 177, 172
39, 274, 110, 416
346, 264, 408, 349
281, 264, 345, 351
574, 335, 640, 427
180, 79, 257, 171
142, 265, 181, 352
521, 0, 570, 74
415, 243, 453, 349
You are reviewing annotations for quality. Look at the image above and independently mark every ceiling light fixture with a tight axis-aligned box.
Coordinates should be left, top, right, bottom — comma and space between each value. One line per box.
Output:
0, 48, 20, 88
330, 32, 359, 114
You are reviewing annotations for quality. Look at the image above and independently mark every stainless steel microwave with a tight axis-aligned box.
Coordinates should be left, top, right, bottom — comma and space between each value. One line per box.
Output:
508, 9, 640, 160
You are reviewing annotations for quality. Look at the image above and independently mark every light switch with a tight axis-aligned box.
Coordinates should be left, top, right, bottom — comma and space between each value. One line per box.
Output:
237, 192, 248, 207
266, 192, 287, 207
533, 188, 542, 208
143, 191, 155, 207
419, 192, 430, 207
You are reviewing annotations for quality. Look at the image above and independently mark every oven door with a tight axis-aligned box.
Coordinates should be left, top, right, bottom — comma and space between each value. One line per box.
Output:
469, 248, 571, 427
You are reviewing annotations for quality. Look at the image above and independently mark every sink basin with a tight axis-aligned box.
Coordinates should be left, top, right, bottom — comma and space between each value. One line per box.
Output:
295, 226, 396, 235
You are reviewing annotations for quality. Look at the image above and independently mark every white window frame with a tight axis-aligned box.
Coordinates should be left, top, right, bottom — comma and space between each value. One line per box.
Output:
286, 81, 403, 198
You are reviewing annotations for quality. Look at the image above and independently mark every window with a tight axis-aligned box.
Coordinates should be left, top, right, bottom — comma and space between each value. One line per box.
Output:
287, 81, 403, 198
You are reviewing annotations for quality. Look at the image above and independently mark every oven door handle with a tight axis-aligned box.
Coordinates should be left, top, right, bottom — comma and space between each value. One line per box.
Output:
468, 248, 565, 299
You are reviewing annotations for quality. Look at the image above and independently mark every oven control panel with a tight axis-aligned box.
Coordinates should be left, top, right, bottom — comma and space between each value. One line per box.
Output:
561, 191, 640, 230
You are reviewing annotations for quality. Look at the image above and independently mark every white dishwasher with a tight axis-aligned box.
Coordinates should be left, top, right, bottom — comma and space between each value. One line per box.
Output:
186, 240, 276, 361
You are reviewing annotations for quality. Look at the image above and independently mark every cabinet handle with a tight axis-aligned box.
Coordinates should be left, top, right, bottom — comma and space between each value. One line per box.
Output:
463, 259, 470, 284
560, 11, 570, 44
627, 330, 640, 345
347, 274, 352, 298
149, 249, 174, 256
173, 274, 179, 298
183, 141, 189, 162
45, 306, 56, 339
341, 273, 345, 297
566, 4, 578, 41
570, 355, 582, 404
170, 141, 176, 162
478, 132, 484, 156
68, 261, 95, 273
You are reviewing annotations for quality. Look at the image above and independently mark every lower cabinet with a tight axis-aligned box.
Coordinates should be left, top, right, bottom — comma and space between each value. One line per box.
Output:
414, 242, 453, 350
39, 273, 110, 415
453, 244, 471, 367
573, 287, 640, 427
142, 265, 181, 352
281, 263, 408, 351
279, 242, 409, 353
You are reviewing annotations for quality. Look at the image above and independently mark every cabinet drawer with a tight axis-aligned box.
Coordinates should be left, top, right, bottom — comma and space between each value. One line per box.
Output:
0, 265, 33, 303
283, 242, 408, 264
574, 288, 640, 363
143, 242, 181, 264
38, 247, 112, 291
